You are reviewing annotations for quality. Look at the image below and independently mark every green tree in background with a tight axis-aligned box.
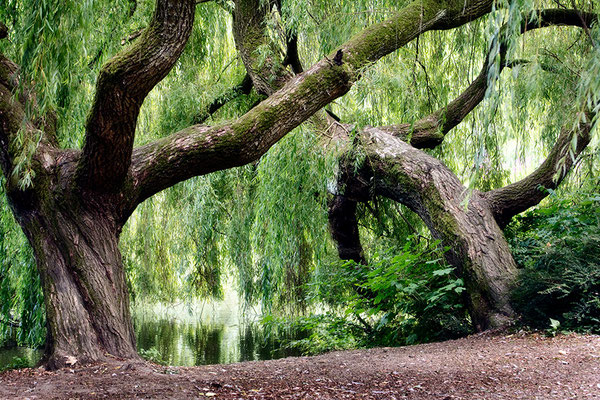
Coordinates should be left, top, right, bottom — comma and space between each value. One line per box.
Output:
0, 0, 597, 369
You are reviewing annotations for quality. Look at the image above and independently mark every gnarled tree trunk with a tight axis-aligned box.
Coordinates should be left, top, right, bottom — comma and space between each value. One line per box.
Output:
6, 155, 137, 369
0, 0, 595, 368
331, 130, 518, 329
330, 116, 592, 329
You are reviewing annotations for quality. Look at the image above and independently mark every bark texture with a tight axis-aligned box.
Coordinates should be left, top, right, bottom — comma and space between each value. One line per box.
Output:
78, 0, 196, 191
328, 9, 597, 328
5, 144, 138, 369
333, 130, 518, 329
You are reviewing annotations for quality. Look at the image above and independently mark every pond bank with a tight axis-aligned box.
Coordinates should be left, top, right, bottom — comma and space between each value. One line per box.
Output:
1, 332, 598, 399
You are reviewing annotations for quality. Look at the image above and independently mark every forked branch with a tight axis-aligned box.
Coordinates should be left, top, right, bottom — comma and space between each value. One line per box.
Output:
77, 0, 196, 192
126, 0, 500, 213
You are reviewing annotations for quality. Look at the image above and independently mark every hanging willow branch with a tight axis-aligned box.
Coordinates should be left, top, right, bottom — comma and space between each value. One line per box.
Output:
0, 315, 20, 328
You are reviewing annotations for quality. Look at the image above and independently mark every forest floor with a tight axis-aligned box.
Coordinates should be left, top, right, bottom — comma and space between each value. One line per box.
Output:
1, 331, 599, 399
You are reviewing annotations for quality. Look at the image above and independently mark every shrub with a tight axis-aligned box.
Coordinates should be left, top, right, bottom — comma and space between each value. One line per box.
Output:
507, 191, 600, 332
267, 238, 472, 354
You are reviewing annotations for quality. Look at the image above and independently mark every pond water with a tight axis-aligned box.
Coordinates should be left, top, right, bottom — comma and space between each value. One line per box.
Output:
133, 301, 303, 366
0, 346, 43, 369
1, 292, 303, 369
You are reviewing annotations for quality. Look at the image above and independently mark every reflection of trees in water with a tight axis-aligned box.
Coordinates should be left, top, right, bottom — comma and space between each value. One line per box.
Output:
239, 324, 305, 362
184, 323, 223, 365
134, 317, 305, 366
135, 317, 225, 365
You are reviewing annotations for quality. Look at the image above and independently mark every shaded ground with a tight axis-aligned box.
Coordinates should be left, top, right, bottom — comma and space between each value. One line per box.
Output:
1, 332, 599, 399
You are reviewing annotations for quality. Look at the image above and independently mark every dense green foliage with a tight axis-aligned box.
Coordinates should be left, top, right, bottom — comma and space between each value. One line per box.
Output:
507, 186, 600, 332
264, 239, 470, 354
1, 0, 599, 352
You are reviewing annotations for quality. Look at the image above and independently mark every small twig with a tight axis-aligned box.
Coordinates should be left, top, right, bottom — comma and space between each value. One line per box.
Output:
570, 0, 597, 48
354, 313, 374, 334
215, 56, 240, 85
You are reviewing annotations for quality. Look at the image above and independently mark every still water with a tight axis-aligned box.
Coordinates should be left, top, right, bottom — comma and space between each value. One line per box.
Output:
133, 300, 302, 366
1, 293, 302, 369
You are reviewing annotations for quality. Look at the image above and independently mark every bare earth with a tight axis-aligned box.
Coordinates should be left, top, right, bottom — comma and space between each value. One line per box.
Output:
1, 332, 599, 399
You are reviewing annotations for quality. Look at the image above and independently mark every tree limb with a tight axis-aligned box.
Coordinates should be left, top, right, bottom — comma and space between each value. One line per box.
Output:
126, 0, 498, 213
233, 0, 292, 96
379, 8, 598, 149
485, 117, 593, 228
0, 53, 42, 178
77, 0, 196, 192
283, 32, 303, 74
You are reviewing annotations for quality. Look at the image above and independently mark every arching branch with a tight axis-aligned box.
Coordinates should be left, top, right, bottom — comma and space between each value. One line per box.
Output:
379, 9, 598, 149
77, 0, 196, 192
125, 0, 499, 214
485, 118, 593, 228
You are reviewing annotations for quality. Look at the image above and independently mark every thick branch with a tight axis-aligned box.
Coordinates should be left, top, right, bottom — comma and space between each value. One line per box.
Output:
348, 128, 518, 329
485, 118, 593, 228
0, 54, 49, 179
283, 32, 303, 74
127, 0, 498, 212
379, 9, 598, 149
0, 81, 23, 175
328, 195, 366, 264
233, 0, 291, 96
77, 0, 196, 192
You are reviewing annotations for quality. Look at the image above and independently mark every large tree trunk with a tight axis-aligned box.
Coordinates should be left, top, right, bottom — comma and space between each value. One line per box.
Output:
8, 180, 138, 369
331, 128, 518, 330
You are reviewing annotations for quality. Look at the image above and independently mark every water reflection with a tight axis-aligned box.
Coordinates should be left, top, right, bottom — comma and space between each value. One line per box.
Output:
0, 347, 42, 369
134, 316, 302, 366
1, 297, 304, 369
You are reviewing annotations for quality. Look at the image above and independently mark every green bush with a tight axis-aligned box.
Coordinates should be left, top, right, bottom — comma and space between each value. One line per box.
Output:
267, 238, 471, 354
507, 190, 600, 332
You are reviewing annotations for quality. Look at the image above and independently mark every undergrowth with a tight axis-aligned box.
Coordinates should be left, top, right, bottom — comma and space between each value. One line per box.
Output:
506, 189, 600, 333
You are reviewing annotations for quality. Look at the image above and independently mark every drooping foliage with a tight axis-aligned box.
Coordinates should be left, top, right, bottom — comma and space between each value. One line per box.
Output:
0, 0, 599, 349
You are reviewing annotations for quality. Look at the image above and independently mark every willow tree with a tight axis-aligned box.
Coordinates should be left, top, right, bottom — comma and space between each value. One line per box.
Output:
0, 0, 597, 368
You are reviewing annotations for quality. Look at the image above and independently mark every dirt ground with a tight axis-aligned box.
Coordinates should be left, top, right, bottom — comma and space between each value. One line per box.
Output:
1, 331, 599, 399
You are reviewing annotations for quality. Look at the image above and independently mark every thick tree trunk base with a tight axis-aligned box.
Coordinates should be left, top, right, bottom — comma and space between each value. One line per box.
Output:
12, 196, 139, 370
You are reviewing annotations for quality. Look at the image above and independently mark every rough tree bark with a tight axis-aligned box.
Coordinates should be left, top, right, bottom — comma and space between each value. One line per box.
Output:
0, 0, 596, 369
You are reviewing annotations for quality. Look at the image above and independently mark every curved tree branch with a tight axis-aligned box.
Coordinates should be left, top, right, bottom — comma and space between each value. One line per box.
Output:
77, 0, 196, 192
125, 0, 499, 215
379, 9, 598, 149
485, 117, 593, 228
